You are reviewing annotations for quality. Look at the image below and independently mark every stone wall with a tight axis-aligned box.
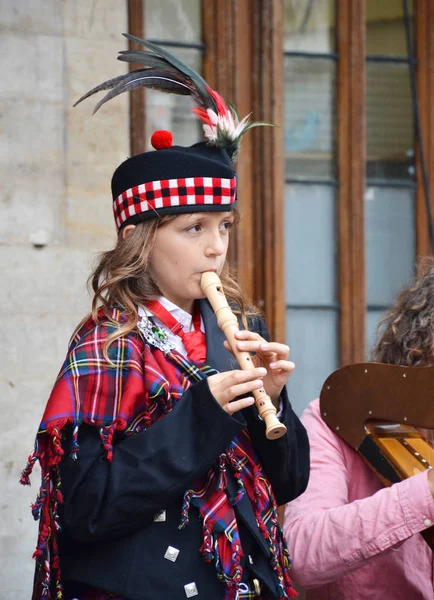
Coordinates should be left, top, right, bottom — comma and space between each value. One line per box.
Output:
0, 2, 129, 596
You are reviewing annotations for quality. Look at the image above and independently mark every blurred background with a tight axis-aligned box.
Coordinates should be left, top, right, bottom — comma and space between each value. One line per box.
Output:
1, 0, 432, 597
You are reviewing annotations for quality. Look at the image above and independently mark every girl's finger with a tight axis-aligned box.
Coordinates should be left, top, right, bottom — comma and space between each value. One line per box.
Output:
224, 379, 266, 402
225, 339, 275, 361
259, 342, 290, 358
223, 339, 265, 354
234, 330, 264, 342
226, 397, 255, 414
207, 368, 267, 403
235, 340, 269, 353
269, 360, 295, 372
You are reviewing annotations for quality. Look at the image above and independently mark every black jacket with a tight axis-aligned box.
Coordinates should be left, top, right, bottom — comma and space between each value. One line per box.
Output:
58, 300, 309, 599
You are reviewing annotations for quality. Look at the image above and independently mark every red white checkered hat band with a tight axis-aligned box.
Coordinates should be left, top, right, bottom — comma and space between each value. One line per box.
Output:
113, 175, 237, 230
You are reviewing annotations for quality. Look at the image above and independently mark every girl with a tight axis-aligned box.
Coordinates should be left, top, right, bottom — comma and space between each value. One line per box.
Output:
283, 259, 434, 599
22, 36, 309, 600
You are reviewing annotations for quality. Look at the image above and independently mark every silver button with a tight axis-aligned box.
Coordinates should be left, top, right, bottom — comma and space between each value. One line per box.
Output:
154, 509, 166, 522
184, 582, 199, 597
248, 554, 254, 564
164, 546, 180, 562
424, 518, 432, 527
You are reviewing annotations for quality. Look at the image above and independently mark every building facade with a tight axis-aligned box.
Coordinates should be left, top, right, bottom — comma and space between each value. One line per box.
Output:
1, 0, 431, 597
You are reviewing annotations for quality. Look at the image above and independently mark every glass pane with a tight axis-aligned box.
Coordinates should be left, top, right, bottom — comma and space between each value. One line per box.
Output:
284, 57, 336, 179
284, 184, 337, 305
366, 63, 414, 180
145, 0, 202, 43
286, 309, 339, 416
366, 309, 386, 359
284, 0, 336, 53
366, 0, 414, 56
145, 48, 202, 148
366, 186, 415, 306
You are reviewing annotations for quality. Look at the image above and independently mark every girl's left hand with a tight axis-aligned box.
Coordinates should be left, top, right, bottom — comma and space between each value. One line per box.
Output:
223, 330, 295, 406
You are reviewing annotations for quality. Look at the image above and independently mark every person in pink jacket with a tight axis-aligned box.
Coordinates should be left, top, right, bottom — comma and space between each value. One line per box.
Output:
284, 259, 434, 599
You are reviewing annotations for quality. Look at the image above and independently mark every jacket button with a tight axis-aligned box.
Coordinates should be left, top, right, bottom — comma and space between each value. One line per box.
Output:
153, 509, 166, 522
184, 582, 199, 597
164, 546, 179, 562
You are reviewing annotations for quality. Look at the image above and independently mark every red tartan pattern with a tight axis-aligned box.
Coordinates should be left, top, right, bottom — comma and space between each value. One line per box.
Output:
113, 176, 237, 229
22, 309, 297, 600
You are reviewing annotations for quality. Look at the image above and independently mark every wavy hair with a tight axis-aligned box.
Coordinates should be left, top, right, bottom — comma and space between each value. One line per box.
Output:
373, 258, 434, 367
81, 211, 256, 358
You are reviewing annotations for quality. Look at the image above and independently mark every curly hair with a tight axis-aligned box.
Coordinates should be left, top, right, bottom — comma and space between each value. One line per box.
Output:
373, 258, 434, 367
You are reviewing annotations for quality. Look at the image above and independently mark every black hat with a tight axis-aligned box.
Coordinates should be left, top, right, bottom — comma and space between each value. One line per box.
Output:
74, 34, 272, 230
111, 138, 237, 231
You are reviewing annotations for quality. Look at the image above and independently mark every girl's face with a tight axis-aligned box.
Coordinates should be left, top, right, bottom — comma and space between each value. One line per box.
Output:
148, 211, 235, 313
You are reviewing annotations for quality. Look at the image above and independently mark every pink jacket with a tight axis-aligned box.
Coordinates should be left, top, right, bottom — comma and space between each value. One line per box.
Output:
283, 399, 434, 599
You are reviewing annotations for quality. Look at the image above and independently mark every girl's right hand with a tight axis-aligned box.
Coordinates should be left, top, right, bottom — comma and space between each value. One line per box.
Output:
207, 367, 267, 415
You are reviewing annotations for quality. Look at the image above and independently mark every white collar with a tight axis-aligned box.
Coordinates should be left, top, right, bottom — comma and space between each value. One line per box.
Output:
138, 296, 195, 332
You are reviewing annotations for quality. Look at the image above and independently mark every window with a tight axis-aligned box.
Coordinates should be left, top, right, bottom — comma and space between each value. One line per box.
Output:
283, 0, 338, 414
145, 0, 203, 147
127, 0, 203, 153
365, 0, 416, 354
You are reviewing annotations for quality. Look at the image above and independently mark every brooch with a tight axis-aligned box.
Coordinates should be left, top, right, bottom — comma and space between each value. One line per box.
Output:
137, 315, 175, 354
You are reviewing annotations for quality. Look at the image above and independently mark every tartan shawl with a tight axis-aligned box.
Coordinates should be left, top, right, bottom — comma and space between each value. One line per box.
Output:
21, 307, 296, 600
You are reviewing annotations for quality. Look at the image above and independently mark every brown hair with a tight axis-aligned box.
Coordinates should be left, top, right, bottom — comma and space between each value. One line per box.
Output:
84, 211, 256, 357
373, 258, 434, 367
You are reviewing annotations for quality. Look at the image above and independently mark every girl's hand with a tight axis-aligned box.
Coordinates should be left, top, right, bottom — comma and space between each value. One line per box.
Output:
224, 331, 295, 405
207, 367, 267, 415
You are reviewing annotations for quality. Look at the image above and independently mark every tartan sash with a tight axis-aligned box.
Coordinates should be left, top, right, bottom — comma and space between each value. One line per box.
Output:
21, 308, 296, 600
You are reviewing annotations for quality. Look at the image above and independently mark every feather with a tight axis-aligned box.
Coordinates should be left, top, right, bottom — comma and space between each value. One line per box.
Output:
117, 52, 180, 72
74, 33, 274, 161
73, 72, 141, 107
122, 34, 211, 104
75, 69, 193, 112
92, 73, 193, 115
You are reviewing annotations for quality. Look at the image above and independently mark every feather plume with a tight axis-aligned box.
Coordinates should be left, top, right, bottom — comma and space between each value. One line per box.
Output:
73, 33, 274, 161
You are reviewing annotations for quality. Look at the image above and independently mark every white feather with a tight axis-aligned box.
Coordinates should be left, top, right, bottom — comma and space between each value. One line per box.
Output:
202, 107, 250, 143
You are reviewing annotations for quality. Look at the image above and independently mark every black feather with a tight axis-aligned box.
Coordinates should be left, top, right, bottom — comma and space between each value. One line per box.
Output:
73, 72, 142, 107
118, 50, 179, 71
122, 33, 214, 110
74, 34, 217, 114
117, 53, 179, 74
91, 72, 193, 114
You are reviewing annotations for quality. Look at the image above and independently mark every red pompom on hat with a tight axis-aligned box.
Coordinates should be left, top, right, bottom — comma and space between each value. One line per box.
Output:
151, 130, 173, 150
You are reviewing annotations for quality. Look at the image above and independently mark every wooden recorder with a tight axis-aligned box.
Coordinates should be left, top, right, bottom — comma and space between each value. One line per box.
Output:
200, 271, 287, 440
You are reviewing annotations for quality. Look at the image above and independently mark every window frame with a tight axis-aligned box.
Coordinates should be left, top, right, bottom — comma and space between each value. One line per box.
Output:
127, 0, 433, 357
416, 1, 434, 257
336, 0, 366, 364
